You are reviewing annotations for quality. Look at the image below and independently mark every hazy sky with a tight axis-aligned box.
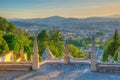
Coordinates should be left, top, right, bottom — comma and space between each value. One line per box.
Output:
0, 0, 120, 18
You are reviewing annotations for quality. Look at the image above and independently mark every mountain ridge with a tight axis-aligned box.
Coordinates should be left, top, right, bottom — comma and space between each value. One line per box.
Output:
7, 15, 120, 30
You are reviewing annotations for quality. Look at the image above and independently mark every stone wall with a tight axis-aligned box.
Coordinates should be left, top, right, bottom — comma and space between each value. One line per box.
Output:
40, 63, 90, 71
0, 62, 32, 71
97, 63, 120, 73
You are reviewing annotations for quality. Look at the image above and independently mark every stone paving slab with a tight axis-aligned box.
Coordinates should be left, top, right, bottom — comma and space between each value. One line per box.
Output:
0, 71, 31, 80
0, 63, 120, 80
14, 70, 120, 80
0, 70, 120, 80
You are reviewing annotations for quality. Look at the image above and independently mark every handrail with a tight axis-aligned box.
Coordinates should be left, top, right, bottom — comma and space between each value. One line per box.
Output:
40, 59, 91, 66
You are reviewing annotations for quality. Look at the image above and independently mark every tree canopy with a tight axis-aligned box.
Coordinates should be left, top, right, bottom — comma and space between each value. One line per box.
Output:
102, 29, 120, 62
37, 29, 84, 60
0, 16, 33, 60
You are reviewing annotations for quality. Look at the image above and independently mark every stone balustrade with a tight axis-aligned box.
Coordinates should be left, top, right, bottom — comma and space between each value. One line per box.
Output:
40, 58, 91, 67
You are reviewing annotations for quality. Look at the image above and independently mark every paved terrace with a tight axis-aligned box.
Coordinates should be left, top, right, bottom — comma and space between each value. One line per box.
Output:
15, 62, 120, 80
15, 59, 120, 80
0, 59, 120, 80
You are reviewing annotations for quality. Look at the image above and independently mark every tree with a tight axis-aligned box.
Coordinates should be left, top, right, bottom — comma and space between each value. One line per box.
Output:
0, 36, 9, 53
69, 44, 84, 58
112, 29, 120, 56
0, 16, 33, 61
37, 29, 64, 59
113, 51, 118, 61
7, 22, 16, 33
0, 17, 8, 31
3, 34, 20, 54
102, 29, 120, 62
37, 29, 48, 41
37, 29, 48, 56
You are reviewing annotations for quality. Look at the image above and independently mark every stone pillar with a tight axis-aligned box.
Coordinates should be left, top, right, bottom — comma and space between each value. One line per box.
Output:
118, 47, 120, 62
64, 39, 70, 64
64, 54, 70, 64
91, 36, 97, 71
32, 37, 40, 70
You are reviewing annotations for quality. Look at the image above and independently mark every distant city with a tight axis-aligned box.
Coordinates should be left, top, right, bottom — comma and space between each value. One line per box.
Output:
8, 16, 120, 40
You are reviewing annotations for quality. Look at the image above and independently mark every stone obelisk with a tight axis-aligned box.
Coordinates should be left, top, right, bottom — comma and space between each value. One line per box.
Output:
91, 36, 97, 71
32, 37, 40, 70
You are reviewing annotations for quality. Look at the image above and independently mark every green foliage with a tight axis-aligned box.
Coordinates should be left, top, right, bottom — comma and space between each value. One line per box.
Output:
49, 29, 63, 42
37, 29, 48, 41
102, 29, 120, 62
37, 29, 64, 58
7, 22, 16, 33
102, 49, 109, 62
3, 34, 20, 54
0, 36, 9, 53
69, 44, 84, 58
0, 16, 33, 61
24, 46, 33, 60
113, 51, 118, 61
69, 38, 82, 47
0, 17, 8, 31
37, 29, 85, 59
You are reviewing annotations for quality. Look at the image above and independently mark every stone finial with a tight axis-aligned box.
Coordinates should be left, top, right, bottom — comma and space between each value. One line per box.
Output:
32, 37, 40, 70
34, 37, 39, 54
91, 35, 97, 71
118, 47, 120, 62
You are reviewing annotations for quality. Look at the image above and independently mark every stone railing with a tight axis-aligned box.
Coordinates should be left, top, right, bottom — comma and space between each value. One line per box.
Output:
0, 62, 32, 71
40, 58, 64, 66
40, 58, 90, 71
40, 58, 91, 66
70, 58, 91, 64
97, 63, 120, 73
96, 47, 120, 72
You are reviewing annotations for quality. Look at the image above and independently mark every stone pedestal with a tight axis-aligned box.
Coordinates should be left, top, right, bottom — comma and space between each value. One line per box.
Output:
91, 54, 97, 71
118, 47, 120, 62
32, 53, 39, 70
64, 54, 70, 64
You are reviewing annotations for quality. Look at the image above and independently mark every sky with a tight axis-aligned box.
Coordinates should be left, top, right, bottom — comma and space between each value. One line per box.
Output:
0, 0, 120, 18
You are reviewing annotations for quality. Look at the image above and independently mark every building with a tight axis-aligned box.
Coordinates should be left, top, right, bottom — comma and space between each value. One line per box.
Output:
0, 51, 13, 62
0, 49, 28, 62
